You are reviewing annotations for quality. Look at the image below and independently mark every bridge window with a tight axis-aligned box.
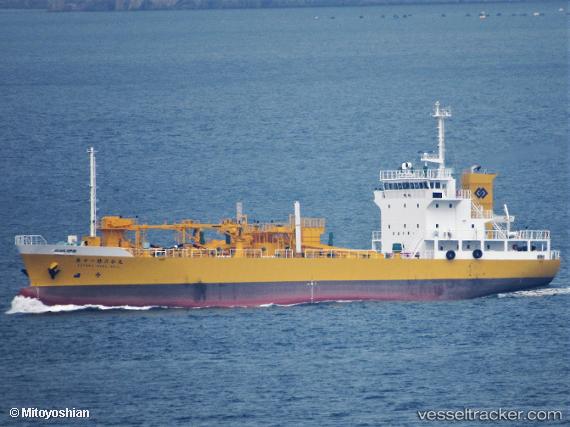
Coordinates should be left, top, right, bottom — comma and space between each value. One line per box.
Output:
417, 203, 420, 208
397, 183, 403, 190
449, 203, 452, 208
436, 224, 439, 228
404, 224, 407, 228
417, 224, 420, 228
471, 224, 475, 228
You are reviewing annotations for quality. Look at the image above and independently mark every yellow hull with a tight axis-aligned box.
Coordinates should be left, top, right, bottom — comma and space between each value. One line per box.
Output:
22, 254, 560, 287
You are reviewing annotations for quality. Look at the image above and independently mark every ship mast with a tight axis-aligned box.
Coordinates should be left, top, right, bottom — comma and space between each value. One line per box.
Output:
422, 101, 452, 169
88, 147, 97, 237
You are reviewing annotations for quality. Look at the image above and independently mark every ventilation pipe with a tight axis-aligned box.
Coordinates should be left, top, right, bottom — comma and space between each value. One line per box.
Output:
294, 201, 302, 255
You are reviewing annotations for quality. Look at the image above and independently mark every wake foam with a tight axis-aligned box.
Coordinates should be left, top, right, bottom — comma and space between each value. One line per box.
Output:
6, 296, 156, 314
498, 287, 570, 299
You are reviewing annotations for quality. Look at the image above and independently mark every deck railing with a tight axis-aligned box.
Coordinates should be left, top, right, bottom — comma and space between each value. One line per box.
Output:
15, 235, 48, 246
485, 230, 550, 241
379, 168, 453, 181
274, 249, 294, 258
515, 230, 550, 240
304, 249, 381, 259
129, 247, 383, 259
288, 215, 326, 228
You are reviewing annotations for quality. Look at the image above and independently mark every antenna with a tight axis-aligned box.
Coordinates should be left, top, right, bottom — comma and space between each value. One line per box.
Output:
88, 147, 97, 237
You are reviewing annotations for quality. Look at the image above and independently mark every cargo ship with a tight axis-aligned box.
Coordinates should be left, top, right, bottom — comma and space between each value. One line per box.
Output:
15, 103, 560, 307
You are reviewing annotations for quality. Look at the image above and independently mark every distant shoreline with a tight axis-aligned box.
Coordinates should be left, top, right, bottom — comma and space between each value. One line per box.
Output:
0, 0, 562, 12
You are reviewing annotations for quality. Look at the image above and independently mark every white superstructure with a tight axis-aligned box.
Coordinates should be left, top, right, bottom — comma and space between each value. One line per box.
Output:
372, 102, 558, 261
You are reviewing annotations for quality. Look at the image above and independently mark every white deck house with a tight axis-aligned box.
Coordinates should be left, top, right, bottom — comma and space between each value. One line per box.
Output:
372, 102, 558, 261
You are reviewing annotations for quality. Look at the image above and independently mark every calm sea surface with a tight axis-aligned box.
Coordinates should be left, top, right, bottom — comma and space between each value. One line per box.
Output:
1, 2, 568, 425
